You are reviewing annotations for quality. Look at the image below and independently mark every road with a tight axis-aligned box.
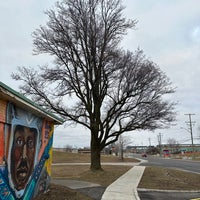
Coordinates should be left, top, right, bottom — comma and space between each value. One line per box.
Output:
131, 154, 200, 200
137, 154, 200, 174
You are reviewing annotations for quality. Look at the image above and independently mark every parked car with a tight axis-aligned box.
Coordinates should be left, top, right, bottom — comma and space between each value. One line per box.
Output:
141, 153, 147, 157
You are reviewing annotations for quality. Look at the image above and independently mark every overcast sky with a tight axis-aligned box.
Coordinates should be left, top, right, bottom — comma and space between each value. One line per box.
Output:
1, 0, 200, 148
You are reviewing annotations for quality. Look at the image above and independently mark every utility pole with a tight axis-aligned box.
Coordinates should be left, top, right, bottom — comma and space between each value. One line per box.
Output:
185, 113, 195, 151
148, 138, 151, 147
157, 133, 162, 155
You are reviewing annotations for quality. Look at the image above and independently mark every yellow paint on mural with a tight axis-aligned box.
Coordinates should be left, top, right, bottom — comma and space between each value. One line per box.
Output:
44, 123, 53, 176
45, 147, 52, 176
49, 123, 54, 138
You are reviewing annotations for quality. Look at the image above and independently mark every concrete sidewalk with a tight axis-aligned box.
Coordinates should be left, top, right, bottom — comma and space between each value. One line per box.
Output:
101, 166, 145, 200
52, 179, 101, 189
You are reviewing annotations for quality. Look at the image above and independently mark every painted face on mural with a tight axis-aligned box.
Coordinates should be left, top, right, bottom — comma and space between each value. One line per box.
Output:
11, 125, 37, 190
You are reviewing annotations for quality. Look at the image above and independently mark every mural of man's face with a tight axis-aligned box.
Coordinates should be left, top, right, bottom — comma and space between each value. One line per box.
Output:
11, 125, 37, 190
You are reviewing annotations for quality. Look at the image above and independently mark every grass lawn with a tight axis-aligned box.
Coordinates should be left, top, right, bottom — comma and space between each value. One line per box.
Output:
52, 150, 139, 163
138, 166, 200, 190
52, 165, 132, 187
52, 151, 136, 186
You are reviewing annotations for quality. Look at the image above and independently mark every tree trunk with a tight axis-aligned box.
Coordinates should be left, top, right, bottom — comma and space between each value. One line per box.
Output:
90, 134, 102, 171
120, 146, 124, 161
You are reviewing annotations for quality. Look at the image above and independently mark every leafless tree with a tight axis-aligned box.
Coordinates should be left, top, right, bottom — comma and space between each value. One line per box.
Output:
167, 138, 177, 146
12, 0, 176, 170
167, 138, 179, 153
64, 144, 73, 152
116, 135, 132, 160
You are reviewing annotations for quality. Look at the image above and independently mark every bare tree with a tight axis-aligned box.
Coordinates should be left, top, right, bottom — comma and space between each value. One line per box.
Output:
167, 138, 179, 153
12, 0, 176, 170
116, 135, 132, 160
167, 138, 177, 146
64, 144, 73, 152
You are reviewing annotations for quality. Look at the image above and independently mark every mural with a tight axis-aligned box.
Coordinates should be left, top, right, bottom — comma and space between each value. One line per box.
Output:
0, 99, 54, 200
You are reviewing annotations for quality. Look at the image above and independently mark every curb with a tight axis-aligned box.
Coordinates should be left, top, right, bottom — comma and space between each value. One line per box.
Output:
138, 188, 200, 193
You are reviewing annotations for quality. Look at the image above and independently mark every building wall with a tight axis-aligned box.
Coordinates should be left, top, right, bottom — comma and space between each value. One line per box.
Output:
0, 99, 54, 199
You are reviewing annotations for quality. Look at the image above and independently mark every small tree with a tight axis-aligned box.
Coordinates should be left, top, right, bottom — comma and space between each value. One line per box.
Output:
116, 135, 132, 160
167, 138, 179, 153
64, 144, 73, 152
12, 0, 176, 171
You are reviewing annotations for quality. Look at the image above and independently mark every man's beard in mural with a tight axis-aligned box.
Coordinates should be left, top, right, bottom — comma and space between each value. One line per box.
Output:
15, 158, 30, 187
11, 125, 37, 191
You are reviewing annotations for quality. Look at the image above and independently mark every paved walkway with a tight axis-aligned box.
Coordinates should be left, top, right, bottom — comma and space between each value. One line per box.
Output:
52, 179, 101, 189
101, 166, 145, 200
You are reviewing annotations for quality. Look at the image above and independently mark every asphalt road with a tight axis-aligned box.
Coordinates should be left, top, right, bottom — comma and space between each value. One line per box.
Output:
138, 154, 200, 173
132, 154, 200, 200
138, 191, 200, 200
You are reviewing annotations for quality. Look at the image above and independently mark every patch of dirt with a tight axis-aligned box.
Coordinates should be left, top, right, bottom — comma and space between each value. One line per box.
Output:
33, 184, 93, 200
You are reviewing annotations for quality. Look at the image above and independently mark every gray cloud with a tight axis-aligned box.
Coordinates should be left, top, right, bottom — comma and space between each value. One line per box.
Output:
1, 0, 200, 147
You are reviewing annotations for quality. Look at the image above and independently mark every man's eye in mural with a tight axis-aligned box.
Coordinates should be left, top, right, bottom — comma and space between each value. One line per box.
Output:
27, 137, 34, 149
16, 137, 24, 147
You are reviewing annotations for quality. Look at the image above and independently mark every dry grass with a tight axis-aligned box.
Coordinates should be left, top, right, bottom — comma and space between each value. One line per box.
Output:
52, 165, 90, 179
52, 151, 139, 163
52, 165, 132, 187
52, 151, 91, 163
138, 166, 200, 190
52, 151, 135, 187
77, 165, 132, 186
